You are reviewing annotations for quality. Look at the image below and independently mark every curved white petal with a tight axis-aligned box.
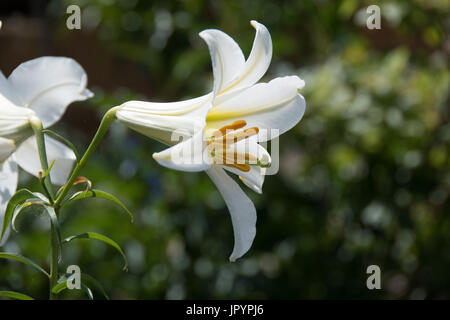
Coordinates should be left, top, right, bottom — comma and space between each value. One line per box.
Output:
117, 94, 213, 145
221, 137, 269, 194
235, 135, 271, 166
0, 137, 16, 163
208, 76, 306, 141
238, 167, 265, 194
224, 166, 266, 194
0, 92, 35, 140
218, 20, 273, 95
152, 131, 211, 172
199, 29, 245, 95
117, 113, 203, 146
8, 57, 93, 128
206, 166, 257, 261
15, 136, 76, 185
0, 71, 18, 102
119, 93, 213, 117
0, 155, 18, 247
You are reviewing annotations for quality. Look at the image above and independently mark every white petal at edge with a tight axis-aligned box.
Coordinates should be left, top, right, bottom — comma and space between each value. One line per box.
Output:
199, 29, 246, 96
152, 131, 212, 172
218, 20, 273, 95
117, 94, 213, 145
119, 93, 213, 117
223, 166, 265, 194
8, 56, 93, 128
15, 136, 76, 185
117, 112, 204, 146
208, 76, 306, 142
0, 71, 18, 102
206, 166, 257, 261
0, 155, 18, 246
0, 137, 16, 163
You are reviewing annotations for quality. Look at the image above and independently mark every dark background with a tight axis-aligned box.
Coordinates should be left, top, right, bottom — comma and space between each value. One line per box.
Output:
0, 0, 449, 299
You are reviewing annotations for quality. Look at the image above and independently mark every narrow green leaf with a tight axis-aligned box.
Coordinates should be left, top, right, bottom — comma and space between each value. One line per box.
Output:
8, 202, 62, 262
32, 192, 50, 203
62, 232, 128, 271
11, 198, 44, 232
0, 252, 49, 277
1, 189, 37, 241
64, 189, 133, 222
42, 129, 80, 162
52, 280, 67, 295
53, 274, 101, 300
42, 205, 62, 262
0, 291, 34, 300
52, 282, 93, 300
82, 284, 94, 300
42, 160, 56, 179
80, 273, 110, 300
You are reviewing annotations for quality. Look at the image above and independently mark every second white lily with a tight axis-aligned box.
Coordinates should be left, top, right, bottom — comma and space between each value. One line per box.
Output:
117, 21, 305, 261
0, 57, 93, 246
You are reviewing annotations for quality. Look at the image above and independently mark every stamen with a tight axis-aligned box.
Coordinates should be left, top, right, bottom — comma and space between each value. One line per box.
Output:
206, 120, 264, 172
211, 120, 247, 138
222, 127, 259, 144
223, 163, 251, 172
209, 127, 260, 149
217, 151, 258, 165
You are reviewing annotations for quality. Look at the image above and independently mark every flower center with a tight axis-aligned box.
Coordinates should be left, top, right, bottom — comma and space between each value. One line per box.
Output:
206, 120, 268, 172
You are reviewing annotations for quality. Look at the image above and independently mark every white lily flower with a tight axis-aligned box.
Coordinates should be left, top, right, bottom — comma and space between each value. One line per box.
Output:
117, 21, 306, 261
0, 56, 93, 246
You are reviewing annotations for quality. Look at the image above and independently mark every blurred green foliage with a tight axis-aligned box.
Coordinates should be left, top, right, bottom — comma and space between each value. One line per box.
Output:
0, 0, 449, 299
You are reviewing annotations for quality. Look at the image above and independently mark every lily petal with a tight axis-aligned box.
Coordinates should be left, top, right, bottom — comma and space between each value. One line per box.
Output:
0, 71, 18, 102
208, 76, 306, 141
0, 137, 16, 163
218, 20, 273, 95
15, 136, 76, 185
224, 166, 266, 194
117, 94, 213, 145
0, 155, 18, 246
0, 92, 35, 141
199, 29, 246, 95
152, 131, 211, 172
117, 112, 204, 146
206, 166, 257, 261
119, 93, 213, 117
8, 57, 93, 128
221, 137, 269, 194
235, 135, 271, 166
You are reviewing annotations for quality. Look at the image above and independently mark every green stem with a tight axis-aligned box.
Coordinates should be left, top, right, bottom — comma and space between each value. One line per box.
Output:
29, 116, 54, 203
53, 107, 118, 209
29, 116, 58, 299
49, 221, 59, 300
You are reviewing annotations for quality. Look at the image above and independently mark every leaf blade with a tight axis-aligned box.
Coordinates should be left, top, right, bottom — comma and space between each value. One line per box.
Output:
81, 273, 110, 300
0, 252, 49, 277
65, 189, 133, 222
0, 291, 34, 300
1, 189, 36, 241
53, 273, 108, 300
9, 202, 62, 262
42, 129, 80, 162
62, 232, 128, 271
